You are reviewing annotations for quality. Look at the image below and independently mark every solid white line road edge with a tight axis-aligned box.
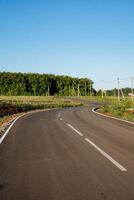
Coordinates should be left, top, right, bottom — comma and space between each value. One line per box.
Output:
85, 138, 127, 172
67, 123, 83, 137
0, 109, 52, 145
0, 114, 24, 144
92, 108, 134, 125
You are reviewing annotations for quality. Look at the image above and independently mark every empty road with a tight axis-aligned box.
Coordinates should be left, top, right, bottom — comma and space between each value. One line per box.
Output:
0, 105, 134, 200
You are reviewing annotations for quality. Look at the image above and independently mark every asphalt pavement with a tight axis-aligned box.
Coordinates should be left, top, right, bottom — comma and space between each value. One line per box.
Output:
0, 106, 134, 200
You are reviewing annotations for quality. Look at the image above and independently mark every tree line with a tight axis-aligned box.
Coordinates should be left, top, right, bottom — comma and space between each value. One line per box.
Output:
97, 88, 132, 96
0, 72, 94, 96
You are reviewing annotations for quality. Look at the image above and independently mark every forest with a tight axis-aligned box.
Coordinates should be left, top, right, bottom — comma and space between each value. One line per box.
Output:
0, 72, 93, 96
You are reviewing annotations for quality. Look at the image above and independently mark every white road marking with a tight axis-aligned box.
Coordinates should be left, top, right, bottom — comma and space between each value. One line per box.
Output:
85, 138, 127, 172
92, 108, 134, 125
0, 109, 52, 144
0, 115, 23, 144
67, 123, 83, 137
60, 118, 63, 121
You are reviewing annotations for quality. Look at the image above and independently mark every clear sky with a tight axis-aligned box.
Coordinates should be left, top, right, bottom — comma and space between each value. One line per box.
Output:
0, 0, 134, 90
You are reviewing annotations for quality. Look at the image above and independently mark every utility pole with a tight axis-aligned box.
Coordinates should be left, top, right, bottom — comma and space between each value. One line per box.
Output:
131, 76, 134, 103
101, 90, 103, 98
46, 85, 50, 96
114, 88, 116, 97
117, 78, 120, 101
90, 81, 92, 97
101, 80, 104, 99
119, 79, 124, 99
85, 82, 87, 96
105, 90, 107, 97
78, 83, 80, 97
120, 87, 124, 99
48, 85, 50, 96
72, 84, 75, 96
69, 85, 70, 96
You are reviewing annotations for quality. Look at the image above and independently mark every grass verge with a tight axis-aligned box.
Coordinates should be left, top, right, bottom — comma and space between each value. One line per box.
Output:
99, 100, 134, 122
72, 96, 134, 122
0, 96, 83, 124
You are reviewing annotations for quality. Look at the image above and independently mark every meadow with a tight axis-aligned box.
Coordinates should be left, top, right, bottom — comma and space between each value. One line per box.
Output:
0, 95, 83, 120
80, 96, 134, 122
0, 95, 134, 123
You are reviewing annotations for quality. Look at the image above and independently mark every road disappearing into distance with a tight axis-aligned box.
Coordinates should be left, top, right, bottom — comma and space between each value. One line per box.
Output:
0, 105, 134, 200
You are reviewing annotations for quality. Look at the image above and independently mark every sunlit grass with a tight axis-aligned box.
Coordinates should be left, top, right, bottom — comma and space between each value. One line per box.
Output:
76, 95, 134, 122
1, 95, 134, 122
0, 96, 83, 119
0, 95, 82, 105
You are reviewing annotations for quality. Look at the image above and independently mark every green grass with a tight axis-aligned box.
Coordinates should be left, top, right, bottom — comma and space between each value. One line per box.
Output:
0, 95, 61, 104
72, 96, 134, 122
0, 96, 83, 119
1, 95, 134, 123
99, 99, 134, 122
0, 95, 84, 105
77, 95, 131, 104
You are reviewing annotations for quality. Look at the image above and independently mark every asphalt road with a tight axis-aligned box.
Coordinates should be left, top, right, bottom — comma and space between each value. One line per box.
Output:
0, 106, 134, 200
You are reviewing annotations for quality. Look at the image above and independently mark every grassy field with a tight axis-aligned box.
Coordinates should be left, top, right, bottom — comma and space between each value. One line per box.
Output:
0, 95, 67, 104
99, 99, 134, 122
78, 95, 132, 104
92, 97, 134, 122
0, 96, 83, 121
77, 96, 134, 122
0, 95, 84, 105
0, 95, 134, 123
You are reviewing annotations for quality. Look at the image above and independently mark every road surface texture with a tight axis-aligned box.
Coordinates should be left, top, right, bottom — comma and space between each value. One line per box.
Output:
0, 105, 134, 200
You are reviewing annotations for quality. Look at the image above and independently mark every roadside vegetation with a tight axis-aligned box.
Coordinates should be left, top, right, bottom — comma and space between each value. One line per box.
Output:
0, 96, 83, 121
99, 99, 134, 122
0, 72, 92, 122
77, 96, 134, 122
0, 72, 133, 123
1, 95, 134, 123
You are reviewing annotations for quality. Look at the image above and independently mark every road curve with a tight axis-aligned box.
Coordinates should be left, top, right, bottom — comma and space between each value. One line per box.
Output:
0, 106, 134, 200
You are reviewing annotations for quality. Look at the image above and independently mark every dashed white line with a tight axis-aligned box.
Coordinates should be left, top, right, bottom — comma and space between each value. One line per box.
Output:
85, 138, 127, 172
67, 123, 83, 137
66, 123, 127, 172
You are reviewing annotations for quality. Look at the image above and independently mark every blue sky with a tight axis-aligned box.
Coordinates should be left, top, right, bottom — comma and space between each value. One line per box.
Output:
0, 0, 134, 90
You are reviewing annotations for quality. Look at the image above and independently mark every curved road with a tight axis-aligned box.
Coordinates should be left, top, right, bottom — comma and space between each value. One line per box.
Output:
0, 106, 134, 200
